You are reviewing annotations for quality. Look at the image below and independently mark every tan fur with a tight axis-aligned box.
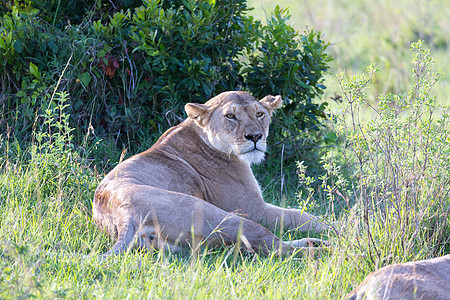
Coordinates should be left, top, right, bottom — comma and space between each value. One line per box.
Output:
93, 91, 328, 256
347, 255, 450, 300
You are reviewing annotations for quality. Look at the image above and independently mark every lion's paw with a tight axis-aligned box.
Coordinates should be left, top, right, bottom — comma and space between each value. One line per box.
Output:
288, 238, 329, 248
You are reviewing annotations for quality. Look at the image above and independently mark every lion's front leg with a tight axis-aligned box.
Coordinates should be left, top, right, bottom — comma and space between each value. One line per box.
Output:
284, 238, 330, 248
252, 204, 330, 251
256, 203, 329, 233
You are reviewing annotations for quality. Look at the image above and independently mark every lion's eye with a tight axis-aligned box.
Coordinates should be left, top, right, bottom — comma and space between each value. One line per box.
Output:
225, 113, 236, 120
256, 112, 264, 118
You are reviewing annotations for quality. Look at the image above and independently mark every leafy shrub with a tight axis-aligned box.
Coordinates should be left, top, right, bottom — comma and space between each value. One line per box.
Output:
319, 41, 449, 268
0, 0, 143, 28
1, 1, 331, 171
87, 0, 257, 139
244, 7, 331, 169
0, 91, 99, 258
0, 6, 102, 141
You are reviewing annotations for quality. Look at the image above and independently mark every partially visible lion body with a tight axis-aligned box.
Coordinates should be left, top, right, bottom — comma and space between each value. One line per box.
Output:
93, 91, 326, 255
347, 255, 450, 300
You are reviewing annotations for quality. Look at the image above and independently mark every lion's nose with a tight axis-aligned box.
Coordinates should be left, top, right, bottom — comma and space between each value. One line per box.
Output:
244, 133, 263, 143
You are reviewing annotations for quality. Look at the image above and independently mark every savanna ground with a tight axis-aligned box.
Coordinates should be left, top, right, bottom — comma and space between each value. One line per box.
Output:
1, 0, 449, 298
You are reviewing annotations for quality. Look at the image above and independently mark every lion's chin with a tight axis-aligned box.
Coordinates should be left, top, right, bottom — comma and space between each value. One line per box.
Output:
238, 150, 265, 165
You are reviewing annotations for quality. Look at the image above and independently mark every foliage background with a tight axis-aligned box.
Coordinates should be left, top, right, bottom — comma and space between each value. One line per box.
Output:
248, 0, 450, 104
0, 0, 331, 175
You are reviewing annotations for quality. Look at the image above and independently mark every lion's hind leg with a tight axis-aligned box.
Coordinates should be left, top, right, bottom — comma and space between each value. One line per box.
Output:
98, 186, 297, 257
135, 225, 181, 254
100, 220, 137, 259
100, 221, 181, 260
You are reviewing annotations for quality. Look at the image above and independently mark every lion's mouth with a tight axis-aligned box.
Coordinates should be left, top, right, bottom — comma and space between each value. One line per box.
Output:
241, 146, 265, 154
237, 145, 266, 164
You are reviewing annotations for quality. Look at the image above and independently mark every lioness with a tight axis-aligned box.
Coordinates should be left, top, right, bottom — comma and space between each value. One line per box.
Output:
347, 254, 450, 300
93, 91, 328, 256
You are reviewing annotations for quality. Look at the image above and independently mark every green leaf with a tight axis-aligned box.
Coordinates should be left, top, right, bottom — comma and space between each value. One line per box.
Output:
325, 131, 337, 143
98, 49, 106, 58
78, 72, 92, 87
16, 90, 27, 98
29, 62, 41, 79
13, 39, 23, 53
48, 41, 57, 53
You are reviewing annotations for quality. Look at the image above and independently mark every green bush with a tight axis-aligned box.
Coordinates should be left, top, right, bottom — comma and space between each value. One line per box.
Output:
244, 7, 331, 168
1, 0, 331, 170
0, 0, 143, 28
0, 6, 100, 140
0, 91, 99, 261
328, 41, 449, 266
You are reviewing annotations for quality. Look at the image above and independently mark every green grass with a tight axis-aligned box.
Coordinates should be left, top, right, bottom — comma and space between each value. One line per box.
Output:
0, 244, 364, 299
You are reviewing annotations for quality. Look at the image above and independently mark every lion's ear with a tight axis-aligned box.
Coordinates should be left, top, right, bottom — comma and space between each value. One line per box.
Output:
259, 95, 283, 115
185, 103, 211, 127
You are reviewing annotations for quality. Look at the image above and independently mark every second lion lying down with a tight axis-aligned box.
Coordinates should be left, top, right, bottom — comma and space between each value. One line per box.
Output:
93, 91, 328, 256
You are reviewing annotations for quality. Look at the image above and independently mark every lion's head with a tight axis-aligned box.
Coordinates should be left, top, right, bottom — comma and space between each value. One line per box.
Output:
185, 91, 282, 164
